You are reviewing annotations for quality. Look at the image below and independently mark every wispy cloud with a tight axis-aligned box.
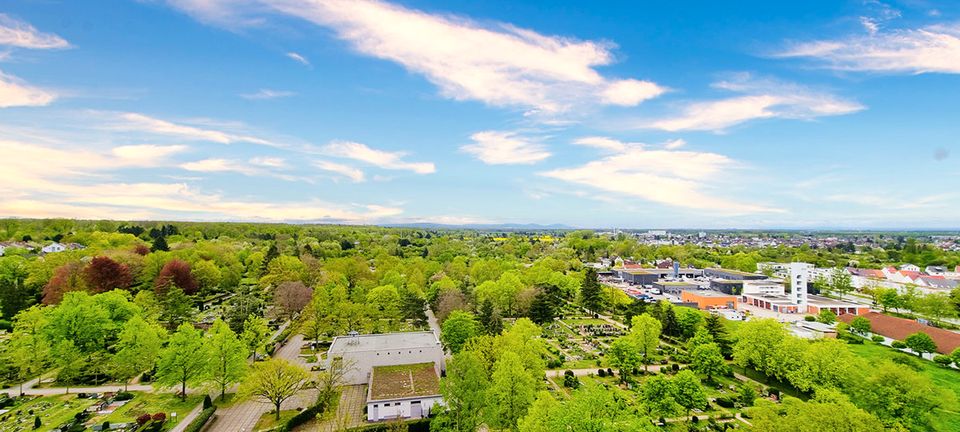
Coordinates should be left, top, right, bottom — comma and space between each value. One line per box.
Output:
241, 88, 295, 100
108, 112, 275, 146
777, 22, 960, 74
286, 51, 310, 66
0, 14, 70, 49
644, 74, 863, 132
313, 160, 366, 182
321, 140, 435, 174
541, 137, 782, 214
461, 131, 551, 165
165, 0, 664, 115
111, 144, 189, 165
0, 70, 56, 107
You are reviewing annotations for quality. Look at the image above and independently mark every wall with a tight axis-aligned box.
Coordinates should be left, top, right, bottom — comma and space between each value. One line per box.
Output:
367, 397, 443, 422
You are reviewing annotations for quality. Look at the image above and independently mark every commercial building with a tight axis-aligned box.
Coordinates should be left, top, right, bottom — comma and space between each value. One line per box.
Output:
704, 268, 767, 281
681, 290, 738, 310
710, 279, 744, 295
742, 281, 785, 296
653, 281, 699, 294
366, 362, 443, 422
614, 269, 659, 286
326, 331, 445, 386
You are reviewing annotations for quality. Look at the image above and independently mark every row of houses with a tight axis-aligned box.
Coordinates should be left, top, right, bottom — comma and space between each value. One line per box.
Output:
0, 241, 85, 256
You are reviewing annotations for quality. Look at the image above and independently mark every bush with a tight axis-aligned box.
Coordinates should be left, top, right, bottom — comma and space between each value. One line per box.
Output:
933, 355, 954, 367
152, 412, 166, 422
871, 335, 885, 343
597, 369, 606, 377
692, 415, 699, 423
279, 396, 334, 431
714, 396, 736, 408
0, 320, 12, 332
891, 354, 923, 371
136, 414, 152, 425
891, 340, 907, 349
563, 374, 580, 389
114, 392, 134, 401
34, 416, 41, 429
606, 368, 613, 376
671, 363, 680, 371
182, 407, 216, 432
203, 395, 213, 409
767, 388, 780, 397
345, 418, 431, 431
804, 315, 816, 322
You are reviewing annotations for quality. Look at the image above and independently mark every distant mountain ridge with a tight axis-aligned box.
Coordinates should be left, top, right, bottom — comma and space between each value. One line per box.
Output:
381, 222, 578, 230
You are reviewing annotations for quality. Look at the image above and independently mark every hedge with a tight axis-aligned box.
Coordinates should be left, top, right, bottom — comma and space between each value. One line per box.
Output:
277, 396, 334, 432
345, 418, 431, 432
181, 407, 216, 432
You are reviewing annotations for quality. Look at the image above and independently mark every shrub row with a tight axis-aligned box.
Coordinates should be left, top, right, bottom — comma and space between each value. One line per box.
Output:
181, 407, 216, 432
277, 396, 333, 432
346, 418, 431, 432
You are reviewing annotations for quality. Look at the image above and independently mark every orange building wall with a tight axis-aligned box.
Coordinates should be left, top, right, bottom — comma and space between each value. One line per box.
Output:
681, 291, 738, 310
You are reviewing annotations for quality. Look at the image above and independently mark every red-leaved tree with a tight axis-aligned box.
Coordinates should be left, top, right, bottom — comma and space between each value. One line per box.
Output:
43, 261, 87, 304
133, 244, 151, 256
155, 259, 198, 296
274, 281, 313, 319
84, 256, 133, 293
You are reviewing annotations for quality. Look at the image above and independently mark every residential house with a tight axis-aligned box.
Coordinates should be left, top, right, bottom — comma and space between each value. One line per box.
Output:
41, 242, 66, 254
899, 264, 921, 272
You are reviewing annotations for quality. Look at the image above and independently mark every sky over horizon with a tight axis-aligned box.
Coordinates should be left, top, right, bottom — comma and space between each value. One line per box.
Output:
0, 0, 958, 229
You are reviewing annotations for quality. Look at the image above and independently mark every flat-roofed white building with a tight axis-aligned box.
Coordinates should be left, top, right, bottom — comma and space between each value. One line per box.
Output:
326, 331, 445, 385
366, 362, 443, 422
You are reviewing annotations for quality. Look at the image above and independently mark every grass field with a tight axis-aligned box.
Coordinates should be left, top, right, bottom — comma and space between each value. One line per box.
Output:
90, 392, 202, 431
847, 341, 960, 431
254, 409, 297, 431
0, 394, 97, 432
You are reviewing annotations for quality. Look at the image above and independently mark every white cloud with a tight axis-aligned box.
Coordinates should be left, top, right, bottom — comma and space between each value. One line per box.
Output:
0, 14, 70, 49
322, 140, 435, 174
540, 137, 781, 214
286, 51, 310, 66
461, 131, 551, 165
0, 138, 399, 223
663, 139, 686, 149
573, 136, 631, 152
0, 70, 56, 107
645, 75, 863, 132
313, 159, 365, 182
111, 144, 188, 165
241, 88, 295, 100
165, 0, 664, 114
109, 112, 274, 146
778, 22, 960, 74
249, 156, 285, 168
180, 158, 258, 175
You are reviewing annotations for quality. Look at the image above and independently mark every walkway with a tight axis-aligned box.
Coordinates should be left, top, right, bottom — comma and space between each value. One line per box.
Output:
207, 334, 315, 432
0, 374, 154, 396
547, 364, 663, 377
308, 384, 367, 432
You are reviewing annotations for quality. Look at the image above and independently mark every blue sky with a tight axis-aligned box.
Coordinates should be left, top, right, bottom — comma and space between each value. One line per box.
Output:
0, 0, 958, 228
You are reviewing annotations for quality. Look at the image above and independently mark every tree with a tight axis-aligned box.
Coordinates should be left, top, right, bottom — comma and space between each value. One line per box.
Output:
580, 267, 603, 313
46, 291, 111, 352
112, 315, 164, 390
875, 287, 902, 313
916, 292, 957, 325
366, 284, 401, 320
690, 342, 725, 382
52, 340, 83, 393
440, 350, 489, 432
733, 318, 787, 376
607, 337, 642, 378
643, 374, 682, 418
478, 299, 503, 335
830, 267, 853, 300
851, 361, 943, 430
850, 316, 871, 335
527, 289, 556, 324
904, 332, 937, 357
242, 315, 271, 361
630, 313, 662, 373
83, 256, 132, 293
8, 306, 50, 395
399, 290, 428, 327
274, 281, 312, 320
441, 311, 480, 354
151, 235, 169, 252
191, 260, 222, 295
160, 286, 194, 328
207, 319, 248, 400
238, 359, 310, 421
704, 313, 732, 358
155, 259, 197, 296
817, 309, 836, 324
518, 385, 656, 432
42, 261, 86, 305
751, 390, 884, 432
156, 323, 210, 400
489, 351, 536, 430
673, 370, 707, 417
813, 274, 831, 297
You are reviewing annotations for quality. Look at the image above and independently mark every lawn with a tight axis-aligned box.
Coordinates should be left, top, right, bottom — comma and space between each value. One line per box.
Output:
846, 341, 960, 431
90, 392, 202, 431
253, 409, 298, 431
563, 318, 610, 326
0, 394, 97, 432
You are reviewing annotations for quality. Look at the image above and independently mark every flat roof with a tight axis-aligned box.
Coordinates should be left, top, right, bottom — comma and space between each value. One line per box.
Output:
685, 290, 737, 298
329, 331, 440, 354
805, 295, 862, 308
706, 268, 761, 277
712, 279, 745, 284
368, 362, 440, 402
655, 281, 698, 286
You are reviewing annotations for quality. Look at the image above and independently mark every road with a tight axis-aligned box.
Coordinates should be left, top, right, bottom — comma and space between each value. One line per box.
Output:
207, 333, 315, 432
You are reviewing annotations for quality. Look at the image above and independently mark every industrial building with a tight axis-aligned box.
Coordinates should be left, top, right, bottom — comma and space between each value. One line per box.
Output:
653, 281, 699, 294
326, 331, 445, 386
681, 290, 738, 310
703, 268, 767, 281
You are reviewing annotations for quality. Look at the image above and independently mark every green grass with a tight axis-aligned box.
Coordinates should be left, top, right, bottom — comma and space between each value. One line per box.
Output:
253, 409, 298, 431
0, 394, 97, 432
846, 341, 960, 430
563, 318, 609, 326
91, 392, 202, 430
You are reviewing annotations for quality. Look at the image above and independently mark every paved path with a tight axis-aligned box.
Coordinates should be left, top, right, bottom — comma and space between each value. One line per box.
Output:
308, 384, 367, 432
547, 364, 664, 378
0, 378, 153, 396
208, 334, 313, 432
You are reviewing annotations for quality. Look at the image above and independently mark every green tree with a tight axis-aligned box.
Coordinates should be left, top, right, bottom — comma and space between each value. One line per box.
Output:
630, 313, 662, 373
527, 290, 556, 324
642, 374, 682, 418
830, 267, 853, 300
875, 288, 902, 313
489, 351, 536, 430
518, 385, 656, 432
8, 306, 50, 395
751, 389, 884, 432
156, 323, 210, 400
366, 284, 401, 320
242, 315, 271, 361
916, 292, 957, 325
690, 341, 725, 382
817, 309, 836, 324
112, 315, 164, 390
52, 340, 83, 393
851, 362, 944, 430
904, 332, 937, 357
441, 311, 480, 354
607, 337, 642, 378
580, 267, 603, 313
440, 350, 489, 432
673, 370, 707, 417
478, 299, 503, 335
46, 291, 111, 352
238, 358, 310, 421
160, 286, 195, 328
207, 319, 248, 400
850, 316, 871, 335
704, 313, 733, 358
733, 318, 787, 376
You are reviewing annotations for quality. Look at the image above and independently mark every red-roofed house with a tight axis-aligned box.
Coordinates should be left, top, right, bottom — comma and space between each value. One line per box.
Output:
839, 312, 960, 354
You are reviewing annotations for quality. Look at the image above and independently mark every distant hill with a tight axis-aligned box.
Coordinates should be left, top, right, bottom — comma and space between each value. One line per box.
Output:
381, 222, 578, 230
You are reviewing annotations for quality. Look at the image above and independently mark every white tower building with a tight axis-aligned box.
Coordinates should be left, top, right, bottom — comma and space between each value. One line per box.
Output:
790, 262, 813, 310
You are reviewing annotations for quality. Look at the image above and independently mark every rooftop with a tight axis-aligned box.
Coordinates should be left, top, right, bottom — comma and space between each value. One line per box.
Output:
329, 331, 440, 354
685, 290, 737, 298
655, 281, 698, 286
839, 312, 960, 354
368, 362, 441, 402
